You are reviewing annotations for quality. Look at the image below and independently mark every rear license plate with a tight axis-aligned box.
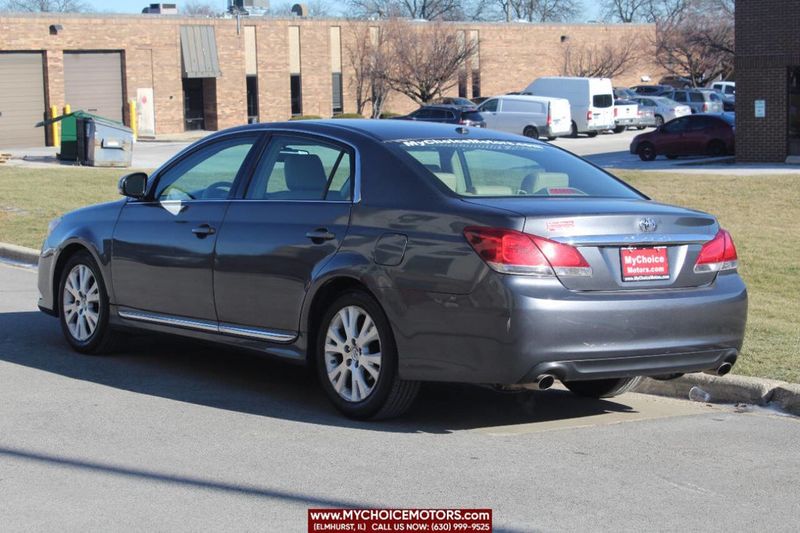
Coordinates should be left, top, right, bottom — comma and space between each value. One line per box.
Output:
620, 246, 670, 281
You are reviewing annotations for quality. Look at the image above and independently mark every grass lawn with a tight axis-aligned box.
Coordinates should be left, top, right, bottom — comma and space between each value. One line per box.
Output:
1, 165, 798, 382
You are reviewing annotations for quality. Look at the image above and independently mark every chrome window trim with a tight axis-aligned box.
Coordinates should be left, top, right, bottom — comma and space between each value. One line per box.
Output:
118, 308, 297, 343
142, 126, 363, 204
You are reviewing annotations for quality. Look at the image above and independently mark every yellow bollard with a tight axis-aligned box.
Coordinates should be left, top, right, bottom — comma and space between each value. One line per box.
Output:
63, 104, 71, 116
50, 105, 60, 147
128, 99, 137, 141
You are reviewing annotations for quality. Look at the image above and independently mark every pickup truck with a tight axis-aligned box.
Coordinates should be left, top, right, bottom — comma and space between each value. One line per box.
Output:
613, 99, 639, 133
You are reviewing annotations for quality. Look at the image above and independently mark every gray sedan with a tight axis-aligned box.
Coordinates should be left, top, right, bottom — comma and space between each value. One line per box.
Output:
37, 120, 747, 419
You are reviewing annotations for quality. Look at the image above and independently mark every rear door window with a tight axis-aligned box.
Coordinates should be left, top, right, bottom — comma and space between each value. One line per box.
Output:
592, 94, 613, 108
689, 92, 705, 102
663, 117, 689, 134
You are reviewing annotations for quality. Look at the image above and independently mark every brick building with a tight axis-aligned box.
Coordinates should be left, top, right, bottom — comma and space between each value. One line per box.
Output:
0, 13, 658, 147
735, 0, 800, 162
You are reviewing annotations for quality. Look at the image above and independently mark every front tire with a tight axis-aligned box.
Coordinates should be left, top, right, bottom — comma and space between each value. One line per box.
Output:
613, 125, 626, 134
58, 250, 117, 354
523, 126, 539, 140
563, 377, 642, 398
655, 115, 664, 127
316, 291, 419, 420
587, 131, 598, 138
569, 121, 578, 138
707, 139, 726, 157
637, 142, 657, 161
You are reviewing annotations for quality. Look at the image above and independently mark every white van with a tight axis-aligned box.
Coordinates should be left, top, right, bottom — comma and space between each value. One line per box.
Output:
524, 77, 616, 137
477, 94, 572, 140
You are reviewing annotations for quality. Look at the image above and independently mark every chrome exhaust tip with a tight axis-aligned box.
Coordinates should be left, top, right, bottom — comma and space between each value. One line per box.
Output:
705, 361, 733, 377
536, 374, 555, 390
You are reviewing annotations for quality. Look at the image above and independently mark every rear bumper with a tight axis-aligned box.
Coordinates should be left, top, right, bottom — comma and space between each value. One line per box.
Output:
544, 124, 571, 138
387, 272, 747, 385
615, 118, 637, 126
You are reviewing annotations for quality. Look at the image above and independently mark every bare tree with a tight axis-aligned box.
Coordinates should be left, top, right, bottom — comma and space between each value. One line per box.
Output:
0, 0, 88, 11
561, 38, 641, 78
495, 0, 578, 22
345, 24, 392, 117
183, 1, 217, 16
383, 19, 478, 104
601, 0, 693, 23
654, 5, 734, 85
347, 0, 464, 20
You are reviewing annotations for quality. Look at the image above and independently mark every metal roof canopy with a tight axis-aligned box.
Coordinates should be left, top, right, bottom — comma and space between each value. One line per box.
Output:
180, 25, 221, 78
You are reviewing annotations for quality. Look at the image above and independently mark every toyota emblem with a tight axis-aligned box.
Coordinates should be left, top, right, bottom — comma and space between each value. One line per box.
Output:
638, 217, 658, 232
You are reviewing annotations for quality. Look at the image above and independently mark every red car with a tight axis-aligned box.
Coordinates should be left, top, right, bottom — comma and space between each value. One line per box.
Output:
630, 113, 735, 161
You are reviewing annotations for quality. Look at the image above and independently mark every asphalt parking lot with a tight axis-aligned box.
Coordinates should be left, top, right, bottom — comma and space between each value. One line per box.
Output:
2, 261, 799, 531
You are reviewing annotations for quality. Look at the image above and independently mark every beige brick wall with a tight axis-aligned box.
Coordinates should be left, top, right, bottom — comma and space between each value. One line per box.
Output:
0, 14, 662, 136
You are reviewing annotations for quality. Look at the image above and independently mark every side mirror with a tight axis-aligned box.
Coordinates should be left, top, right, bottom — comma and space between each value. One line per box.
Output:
118, 172, 148, 199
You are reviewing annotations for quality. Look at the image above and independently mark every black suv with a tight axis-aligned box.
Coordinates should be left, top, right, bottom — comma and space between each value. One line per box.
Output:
395, 105, 486, 127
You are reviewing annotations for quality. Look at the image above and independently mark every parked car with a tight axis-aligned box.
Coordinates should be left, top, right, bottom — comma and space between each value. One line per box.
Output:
395, 105, 486, 127
614, 87, 638, 99
477, 94, 572, 139
631, 96, 692, 126
431, 97, 478, 110
471, 96, 490, 105
670, 89, 724, 114
613, 98, 639, 133
525, 76, 615, 137
630, 84, 674, 96
659, 75, 692, 88
39, 119, 747, 419
708, 81, 735, 97
630, 113, 735, 161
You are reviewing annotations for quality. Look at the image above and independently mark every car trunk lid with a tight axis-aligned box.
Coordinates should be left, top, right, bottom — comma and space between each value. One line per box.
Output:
462, 197, 719, 291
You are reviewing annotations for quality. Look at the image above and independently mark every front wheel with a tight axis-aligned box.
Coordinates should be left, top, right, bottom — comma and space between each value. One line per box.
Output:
563, 377, 642, 398
316, 291, 419, 420
523, 126, 540, 140
58, 250, 118, 354
637, 142, 657, 161
613, 125, 626, 134
587, 131, 598, 138
655, 115, 664, 127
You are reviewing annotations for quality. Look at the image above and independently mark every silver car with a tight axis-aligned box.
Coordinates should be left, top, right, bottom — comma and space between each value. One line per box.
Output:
37, 120, 747, 419
632, 96, 692, 126
669, 89, 724, 114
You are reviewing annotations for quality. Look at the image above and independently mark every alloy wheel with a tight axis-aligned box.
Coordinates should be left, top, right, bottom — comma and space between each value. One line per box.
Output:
62, 264, 100, 341
324, 305, 382, 403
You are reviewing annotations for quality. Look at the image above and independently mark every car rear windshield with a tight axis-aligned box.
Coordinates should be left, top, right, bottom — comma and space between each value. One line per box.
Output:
689, 92, 705, 102
389, 139, 643, 198
593, 94, 614, 108
461, 111, 484, 122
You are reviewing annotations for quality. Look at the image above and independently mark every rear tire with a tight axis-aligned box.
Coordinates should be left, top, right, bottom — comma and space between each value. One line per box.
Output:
522, 126, 540, 140
563, 377, 642, 399
655, 115, 664, 127
316, 290, 419, 420
707, 139, 726, 157
666, 154, 678, 160
613, 125, 626, 134
637, 142, 657, 161
58, 250, 119, 355
636, 126, 646, 130
587, 131, 598, 138
569, 121, 578, 138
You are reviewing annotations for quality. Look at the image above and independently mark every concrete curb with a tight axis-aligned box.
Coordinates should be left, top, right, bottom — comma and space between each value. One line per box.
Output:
0, 242, 39, 266
637, 374, 800, 416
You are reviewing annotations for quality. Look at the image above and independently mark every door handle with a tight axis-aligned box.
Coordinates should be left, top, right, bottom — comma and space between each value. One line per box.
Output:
305, 228, 335, 243
192, 224, 216, 238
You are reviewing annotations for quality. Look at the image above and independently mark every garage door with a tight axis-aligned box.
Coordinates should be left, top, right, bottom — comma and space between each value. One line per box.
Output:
0, 53, 46, 148
64, 52, 123, 122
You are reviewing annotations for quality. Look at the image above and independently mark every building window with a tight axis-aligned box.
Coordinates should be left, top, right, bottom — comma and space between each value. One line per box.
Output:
471, 69, 481, 99
458, 71, 467, 98
332, 73, 343, 114
289, 25, 302, 116
330, 26, 343, 114
246, 76, 259, 123
290, 74, 303, 116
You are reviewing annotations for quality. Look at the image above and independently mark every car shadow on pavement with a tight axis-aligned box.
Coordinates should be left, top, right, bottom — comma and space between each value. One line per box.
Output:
0, 311, 636, 434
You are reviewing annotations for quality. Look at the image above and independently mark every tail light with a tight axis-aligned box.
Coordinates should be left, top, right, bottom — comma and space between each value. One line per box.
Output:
463, 227, 592, 277
586, 111, 592, 121
546, 111, 552, 126
702, 102, 709, 112
694, 229, 738, 273
614, 107, 618, 117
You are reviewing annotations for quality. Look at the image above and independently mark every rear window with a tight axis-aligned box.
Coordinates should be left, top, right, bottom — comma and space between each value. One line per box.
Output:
389, 139, 643, 199
689, 92, 705, 102
462, 111, 484, 122
593, 94, 613, 108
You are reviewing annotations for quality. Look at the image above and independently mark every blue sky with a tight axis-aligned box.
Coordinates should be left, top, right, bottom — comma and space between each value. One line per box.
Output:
91, 0, 602, 20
